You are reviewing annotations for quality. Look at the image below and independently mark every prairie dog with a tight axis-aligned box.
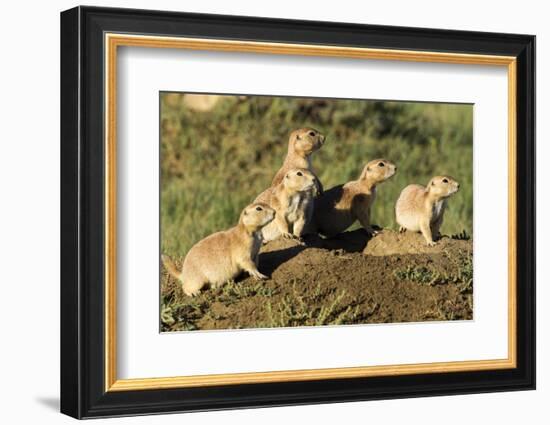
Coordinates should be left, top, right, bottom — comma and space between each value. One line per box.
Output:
395, 175, 460, 246
162, 202, 275, 296
255, 168, 317, 242
271, 127, 325, 193
315, 159, 397, 237
270, 128, 325, 235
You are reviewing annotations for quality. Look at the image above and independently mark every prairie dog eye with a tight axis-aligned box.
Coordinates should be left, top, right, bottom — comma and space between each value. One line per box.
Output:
308, 131, 316, 137
378, 162, 385, 167
256, 206, 262, 211
443, 178, 449, 183
297, 171, 303, 176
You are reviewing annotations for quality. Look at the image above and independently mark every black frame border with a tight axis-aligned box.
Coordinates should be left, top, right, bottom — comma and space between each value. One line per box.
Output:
60, 6, 535, 419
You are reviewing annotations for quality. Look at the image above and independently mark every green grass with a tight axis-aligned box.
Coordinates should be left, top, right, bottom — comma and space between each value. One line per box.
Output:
160, 277, 283, 331
393, 250, 473, 293
259, 282, 377, 328
161, 94, 473, 256
393, 265, 441, 286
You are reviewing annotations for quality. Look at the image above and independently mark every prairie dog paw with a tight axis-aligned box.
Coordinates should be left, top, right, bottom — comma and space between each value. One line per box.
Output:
251, 271, 268, 280
183, 288, 201, 297
292, 235, 306, 245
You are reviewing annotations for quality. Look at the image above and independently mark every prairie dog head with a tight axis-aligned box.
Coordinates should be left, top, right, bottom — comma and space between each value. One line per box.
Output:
283, 168, 316, 193
288, 127, 325, 156
426, 175, 460, 199
240, 202, 276, 230
359, 159, 397, 184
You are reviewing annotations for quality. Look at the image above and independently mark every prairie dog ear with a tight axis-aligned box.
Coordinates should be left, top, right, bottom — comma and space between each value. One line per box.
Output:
242, 209, 255, 227
295, 133, 302, 141
360, 164, 371, 179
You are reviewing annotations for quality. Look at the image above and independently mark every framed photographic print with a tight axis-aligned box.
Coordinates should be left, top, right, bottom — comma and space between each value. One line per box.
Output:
60, 6, 536, 419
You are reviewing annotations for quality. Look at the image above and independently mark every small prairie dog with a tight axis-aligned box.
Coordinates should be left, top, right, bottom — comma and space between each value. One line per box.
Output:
271, 127, 325, 193
395, 175, 460, 246
162, 202, 275, 296
255, 168, 317, 242
315, 159, 397, 237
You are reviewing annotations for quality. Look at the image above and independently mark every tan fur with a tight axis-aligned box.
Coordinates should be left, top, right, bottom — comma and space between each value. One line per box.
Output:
255, 168, 316, 242
271, 127, 325, 192
315, 159, 397, 237
269, 128, 325, 235
395, 175, 460, 246
161, 202, 275, 296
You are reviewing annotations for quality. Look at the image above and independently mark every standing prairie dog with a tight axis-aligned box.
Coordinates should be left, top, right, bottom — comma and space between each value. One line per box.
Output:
270, 128, 325, 235
161, 202, 275, 296
255, 168, 317, 242
315, 159, 397, 237
271, 127, 325, 193
395, 175, 460, 246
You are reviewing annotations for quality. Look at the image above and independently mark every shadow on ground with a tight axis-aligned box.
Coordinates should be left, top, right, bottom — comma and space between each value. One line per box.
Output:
35, 396, 59, 412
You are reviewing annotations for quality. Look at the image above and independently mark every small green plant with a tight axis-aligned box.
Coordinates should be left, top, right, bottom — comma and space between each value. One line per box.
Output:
160, 305, 176, 326
440, 249, 473, 292
394, 249, 473, 292
425, 297, 472, 321
393, 265, 442, 285
216, 279, 279, 305
330, 301, 379, 326
315, 290, 348, 325
260, 282, 370, 328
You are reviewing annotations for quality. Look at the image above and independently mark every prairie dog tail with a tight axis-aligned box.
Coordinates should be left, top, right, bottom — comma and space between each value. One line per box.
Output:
161, 254, 183, 282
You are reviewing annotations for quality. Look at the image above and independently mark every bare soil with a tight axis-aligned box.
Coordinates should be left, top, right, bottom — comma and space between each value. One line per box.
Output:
161, 230, 473, 332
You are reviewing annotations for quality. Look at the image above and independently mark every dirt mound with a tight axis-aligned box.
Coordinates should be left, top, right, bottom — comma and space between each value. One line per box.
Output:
363, 230, 472, 256
161, 230, 473, 332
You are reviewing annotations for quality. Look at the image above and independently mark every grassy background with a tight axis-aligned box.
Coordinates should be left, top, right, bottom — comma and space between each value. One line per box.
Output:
161, 93, 473, 256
